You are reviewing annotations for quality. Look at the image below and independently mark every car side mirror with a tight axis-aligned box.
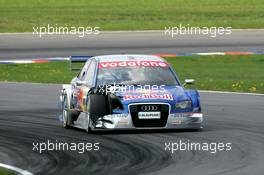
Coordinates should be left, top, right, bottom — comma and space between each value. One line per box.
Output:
183, 79, 195, 86
76, 80, 87, 86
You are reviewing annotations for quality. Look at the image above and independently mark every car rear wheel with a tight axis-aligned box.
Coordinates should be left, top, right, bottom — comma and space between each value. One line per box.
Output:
62, 94, 70, 128
62, 93, 80, 128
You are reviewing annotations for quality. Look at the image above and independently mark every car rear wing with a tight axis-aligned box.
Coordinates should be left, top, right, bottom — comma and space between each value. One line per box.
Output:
69, 56, 93, 71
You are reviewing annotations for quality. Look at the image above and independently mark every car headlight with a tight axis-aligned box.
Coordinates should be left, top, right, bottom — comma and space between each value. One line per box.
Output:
175, 100, 192, 109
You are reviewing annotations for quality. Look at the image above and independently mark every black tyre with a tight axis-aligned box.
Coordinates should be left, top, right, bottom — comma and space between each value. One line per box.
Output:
62, 93, 79, 128
88, 94, 108, 124
62, 94, 71, 128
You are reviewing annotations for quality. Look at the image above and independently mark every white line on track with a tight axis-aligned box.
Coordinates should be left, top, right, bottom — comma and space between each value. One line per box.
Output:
199, 90, 264, 96
0, 163, 33, 175
0, 29, 264, 35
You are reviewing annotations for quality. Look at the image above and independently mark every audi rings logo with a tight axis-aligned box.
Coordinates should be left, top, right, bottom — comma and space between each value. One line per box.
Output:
141, 105, 158, 111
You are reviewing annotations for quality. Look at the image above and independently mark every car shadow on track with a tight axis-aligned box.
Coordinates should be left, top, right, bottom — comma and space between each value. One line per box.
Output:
89, 128, 206, 135
63, 124, 213, 135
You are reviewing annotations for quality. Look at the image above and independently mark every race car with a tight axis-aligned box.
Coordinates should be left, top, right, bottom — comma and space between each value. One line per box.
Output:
60, 54, 203, 132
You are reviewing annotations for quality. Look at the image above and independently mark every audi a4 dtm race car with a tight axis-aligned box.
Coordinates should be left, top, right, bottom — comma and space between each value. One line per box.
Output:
60, 55, 203, 132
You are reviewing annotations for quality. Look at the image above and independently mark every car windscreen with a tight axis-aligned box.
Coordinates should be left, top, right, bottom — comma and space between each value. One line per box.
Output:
96, 66, 179, 86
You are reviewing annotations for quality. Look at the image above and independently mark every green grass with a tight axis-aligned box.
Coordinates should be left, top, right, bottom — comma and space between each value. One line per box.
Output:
0, 55, 264, 93
0, 0, 264, 32
0, 167, 15, 175
0, 62, 77, 84
168, 55, 264, 93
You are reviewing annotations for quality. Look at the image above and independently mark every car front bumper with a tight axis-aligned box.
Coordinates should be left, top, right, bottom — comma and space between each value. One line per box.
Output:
91, 112, 203, 130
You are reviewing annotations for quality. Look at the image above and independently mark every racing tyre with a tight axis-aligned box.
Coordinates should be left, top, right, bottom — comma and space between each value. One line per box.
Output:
87, 94, 108, 127
62, 94, 70, 128
62, 93, 78, 128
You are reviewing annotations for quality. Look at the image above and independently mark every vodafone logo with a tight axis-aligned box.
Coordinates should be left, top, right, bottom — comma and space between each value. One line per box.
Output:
123, 94, 173, 101
99, 61, 168, 68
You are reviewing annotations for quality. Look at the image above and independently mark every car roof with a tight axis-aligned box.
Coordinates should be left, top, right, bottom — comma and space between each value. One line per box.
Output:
92, 54, 166, 62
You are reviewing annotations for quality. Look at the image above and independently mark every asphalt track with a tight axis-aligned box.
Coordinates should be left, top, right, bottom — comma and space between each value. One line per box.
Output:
0, 82, 263, 175
0, 31, 264, 175
0, 30, 264, 60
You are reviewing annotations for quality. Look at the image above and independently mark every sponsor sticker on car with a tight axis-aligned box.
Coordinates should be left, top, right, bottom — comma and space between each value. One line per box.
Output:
99, 61, 169, 68
138, 111, 161, 119
123, 94, 174, 101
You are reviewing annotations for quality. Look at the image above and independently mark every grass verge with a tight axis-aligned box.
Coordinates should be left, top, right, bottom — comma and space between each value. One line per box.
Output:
0, 55, 263, 93
0, 0, 264, 32
0, 167, 15, 175
168, 55, 264, 93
